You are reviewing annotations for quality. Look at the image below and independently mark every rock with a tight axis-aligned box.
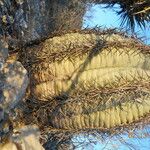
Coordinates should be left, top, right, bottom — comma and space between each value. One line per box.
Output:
0, 39, 8, 122
0, 107, 4, 122
0, 0, 86, 48
0, 59, 28, 113
0, 38, 28, 120
0, 125, 45, 150
0, 38, 28, 142
0, 39, 8, 70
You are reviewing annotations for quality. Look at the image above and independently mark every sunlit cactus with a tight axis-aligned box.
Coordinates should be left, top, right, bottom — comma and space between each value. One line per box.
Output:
19, 29, 150, 130
1, 0, 150, 149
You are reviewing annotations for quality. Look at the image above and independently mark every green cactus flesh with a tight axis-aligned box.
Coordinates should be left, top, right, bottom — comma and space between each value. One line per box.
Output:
23, 31, 150, 130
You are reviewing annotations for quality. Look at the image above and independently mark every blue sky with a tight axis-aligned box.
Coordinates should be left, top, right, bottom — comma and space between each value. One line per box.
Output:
73, 4, 150, 150
83, 4, 150, 45
73, 128, 150, 150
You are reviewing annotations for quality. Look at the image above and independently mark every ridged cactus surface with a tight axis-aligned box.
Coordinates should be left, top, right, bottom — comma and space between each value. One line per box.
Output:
21, 30, 150, 130
51, 91, 150, 129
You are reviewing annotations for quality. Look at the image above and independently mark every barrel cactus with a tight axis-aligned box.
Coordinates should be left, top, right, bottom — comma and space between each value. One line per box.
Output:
19, 29, 150, 132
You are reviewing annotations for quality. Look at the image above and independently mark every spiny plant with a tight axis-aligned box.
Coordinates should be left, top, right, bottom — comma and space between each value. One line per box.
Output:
93, 0, 150, 30
16, 29, 150, 148
0, 0, 149, 149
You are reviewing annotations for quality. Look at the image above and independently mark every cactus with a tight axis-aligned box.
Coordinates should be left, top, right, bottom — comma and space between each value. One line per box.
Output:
19, 29, 150, 131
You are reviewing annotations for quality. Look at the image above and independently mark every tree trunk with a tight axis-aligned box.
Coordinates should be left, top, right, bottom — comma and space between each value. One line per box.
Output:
0, 0, 86, 48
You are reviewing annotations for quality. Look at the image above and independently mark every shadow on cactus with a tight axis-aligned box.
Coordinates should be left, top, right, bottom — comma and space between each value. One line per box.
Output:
17, 28, 150, 149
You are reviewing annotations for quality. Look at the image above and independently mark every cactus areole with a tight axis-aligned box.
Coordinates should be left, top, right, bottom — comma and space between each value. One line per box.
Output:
21, 30, 150, 131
